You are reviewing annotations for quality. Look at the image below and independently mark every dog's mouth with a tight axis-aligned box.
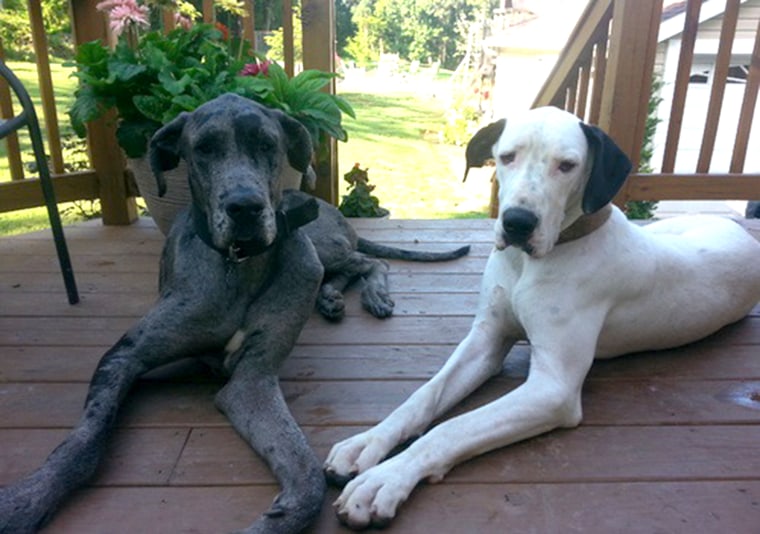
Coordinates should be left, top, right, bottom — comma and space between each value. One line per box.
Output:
222, 218, 277, 255
497, 233, 535, 255
226, 235, 273, 261
196, 203, 277, 258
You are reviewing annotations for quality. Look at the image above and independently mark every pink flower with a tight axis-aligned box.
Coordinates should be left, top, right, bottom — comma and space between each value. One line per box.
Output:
240, 60, 272, 77
96, 0, 149, 38
174, 13, 193, 30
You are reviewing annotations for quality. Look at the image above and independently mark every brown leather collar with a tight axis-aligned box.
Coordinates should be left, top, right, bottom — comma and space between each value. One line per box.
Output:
556, 204, 612, 245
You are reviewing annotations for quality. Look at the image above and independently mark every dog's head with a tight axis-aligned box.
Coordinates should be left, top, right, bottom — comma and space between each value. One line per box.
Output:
149, 94, 313, 252
465, 106, 631, 257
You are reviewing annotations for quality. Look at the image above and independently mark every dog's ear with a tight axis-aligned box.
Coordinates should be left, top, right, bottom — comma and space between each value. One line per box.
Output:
463, 118, 506, 182
275, 111, 314, 179
579, 122, 632, 214
149, 113, 188, 197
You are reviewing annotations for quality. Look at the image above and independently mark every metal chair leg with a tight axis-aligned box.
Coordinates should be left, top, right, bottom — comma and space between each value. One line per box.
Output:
0, 61, 79, 304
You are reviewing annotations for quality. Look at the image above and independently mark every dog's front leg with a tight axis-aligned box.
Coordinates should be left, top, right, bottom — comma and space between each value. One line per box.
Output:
325, 300, 516, 486
0, 289, 235, 534
214, 231, 325, 534
333, 314, 602, 530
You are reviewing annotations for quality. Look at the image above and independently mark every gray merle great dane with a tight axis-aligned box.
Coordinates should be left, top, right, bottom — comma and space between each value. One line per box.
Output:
0, 94, 468, 534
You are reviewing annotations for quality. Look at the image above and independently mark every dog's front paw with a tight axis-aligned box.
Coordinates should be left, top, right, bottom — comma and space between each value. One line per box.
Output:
317, 283, 345, 321
333, 461, 416, 530
324, 430, 395, 487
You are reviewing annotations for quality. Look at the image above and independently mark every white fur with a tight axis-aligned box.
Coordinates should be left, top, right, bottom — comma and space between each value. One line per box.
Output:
325, 106, 760, 530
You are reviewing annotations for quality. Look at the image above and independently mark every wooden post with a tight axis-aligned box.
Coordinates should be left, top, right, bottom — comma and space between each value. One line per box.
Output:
0, 40, 24, 182
301, 0, 338, 204
242, 0, 255, 47
203, 0, 214, 23
282, 0, 295, 77
28, 0, 65, 174
600, 0, 663, 203
69, 0, 137, 225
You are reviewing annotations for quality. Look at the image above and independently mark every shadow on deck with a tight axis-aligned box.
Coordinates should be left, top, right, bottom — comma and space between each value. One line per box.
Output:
1, 217, 759, 533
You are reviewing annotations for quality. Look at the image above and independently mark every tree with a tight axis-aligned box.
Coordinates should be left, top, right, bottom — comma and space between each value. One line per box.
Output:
341, 0, 496, 69
0, 0, 72, 59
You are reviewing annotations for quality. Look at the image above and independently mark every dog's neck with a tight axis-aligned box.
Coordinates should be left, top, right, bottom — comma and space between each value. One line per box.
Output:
192, 197, 319, 262
556, 204, 612, 246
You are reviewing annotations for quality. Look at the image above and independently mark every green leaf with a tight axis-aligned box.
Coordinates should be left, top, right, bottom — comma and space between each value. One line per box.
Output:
265, 62, 290, 101
289, 69, 333, 93
116, 118, 161, 158
110, 60, 147, 82
157, 71, 192, 96
73, 40, 109, 66
333, 95, 356, 119
133, 95, 167, 123
170, 94, 203, 113
68, 87, 103, 137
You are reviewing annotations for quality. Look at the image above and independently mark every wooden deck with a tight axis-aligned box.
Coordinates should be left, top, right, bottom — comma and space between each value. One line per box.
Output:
1, 217, 760, 533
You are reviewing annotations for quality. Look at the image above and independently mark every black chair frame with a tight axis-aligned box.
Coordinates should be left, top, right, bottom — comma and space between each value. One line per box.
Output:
0, 61, 79, 304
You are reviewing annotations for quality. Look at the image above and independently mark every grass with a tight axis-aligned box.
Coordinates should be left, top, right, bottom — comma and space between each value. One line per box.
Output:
336, 90, 490, 219
0, 64, 491, 236
0, 60, 87, 236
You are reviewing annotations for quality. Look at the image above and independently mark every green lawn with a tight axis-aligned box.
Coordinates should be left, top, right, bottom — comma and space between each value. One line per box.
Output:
337, 80, 491, 219
0, 60, 87, 236
0, 64, 491, 236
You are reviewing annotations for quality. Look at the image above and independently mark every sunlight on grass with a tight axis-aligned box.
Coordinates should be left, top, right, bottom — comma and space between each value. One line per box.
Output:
0, 60, 86, 236
336, 73, 491, 219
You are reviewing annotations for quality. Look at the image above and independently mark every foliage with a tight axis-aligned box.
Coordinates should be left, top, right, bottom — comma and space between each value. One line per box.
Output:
336, 0, 356, 58
1, 69, 488, 235
341, 0, 496, 70
625, 76, 663, 220
338, 163, 389, 217
442, 94, 480, 146
262, 6, 303, 64
0, 0, 72, 60
0, 9, 32, 60
67, 2, 353, 158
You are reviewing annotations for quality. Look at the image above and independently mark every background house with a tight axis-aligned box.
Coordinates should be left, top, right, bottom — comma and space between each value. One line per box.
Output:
654, 0, 760, 176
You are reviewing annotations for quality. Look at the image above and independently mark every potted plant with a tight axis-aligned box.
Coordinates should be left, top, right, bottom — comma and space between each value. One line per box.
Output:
338, 163, 389, 218
68, 0, 354, 233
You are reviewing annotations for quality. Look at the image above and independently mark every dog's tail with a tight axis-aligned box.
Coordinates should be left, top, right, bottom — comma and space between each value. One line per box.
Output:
357, 238, 470, 262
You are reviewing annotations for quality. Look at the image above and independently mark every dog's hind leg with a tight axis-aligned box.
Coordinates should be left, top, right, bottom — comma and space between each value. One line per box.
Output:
317, 272, 352, 320
358, 257, 394, 318
215, 231, 325, 534
317, 253, 394, 320
0, 295, 231, 534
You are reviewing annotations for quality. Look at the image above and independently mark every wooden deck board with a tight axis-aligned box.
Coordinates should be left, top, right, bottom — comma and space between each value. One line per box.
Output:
1, 217, 760, 533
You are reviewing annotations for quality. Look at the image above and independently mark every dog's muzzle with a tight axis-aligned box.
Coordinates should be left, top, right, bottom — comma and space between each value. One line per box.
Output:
223, 192, 269, 242
501, 207, 538, 253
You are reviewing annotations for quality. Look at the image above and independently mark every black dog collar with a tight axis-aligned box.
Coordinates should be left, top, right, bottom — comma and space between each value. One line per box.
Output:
192, 196, 319, 262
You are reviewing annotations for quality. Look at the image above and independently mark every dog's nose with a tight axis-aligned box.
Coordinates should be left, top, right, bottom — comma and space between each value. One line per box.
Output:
225, 194, 266, 223
501, 207, 538, 242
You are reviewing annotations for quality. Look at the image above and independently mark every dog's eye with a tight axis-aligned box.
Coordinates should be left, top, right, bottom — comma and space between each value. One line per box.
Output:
195, 139, 218, 156
259, 139, 275, 153
500, 152, 516, 165
558, 160, 576, 172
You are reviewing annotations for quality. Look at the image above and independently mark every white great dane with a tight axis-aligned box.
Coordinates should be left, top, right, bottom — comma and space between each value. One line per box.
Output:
323, 106, 760, 529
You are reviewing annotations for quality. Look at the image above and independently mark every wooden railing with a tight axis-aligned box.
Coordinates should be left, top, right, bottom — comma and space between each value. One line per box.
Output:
4, 0, 759, 224
533, 0, 760, 204
0, 0, 336, 224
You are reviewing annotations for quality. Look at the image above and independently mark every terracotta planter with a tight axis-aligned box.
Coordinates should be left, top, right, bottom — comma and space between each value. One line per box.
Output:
127, 157, 305, 236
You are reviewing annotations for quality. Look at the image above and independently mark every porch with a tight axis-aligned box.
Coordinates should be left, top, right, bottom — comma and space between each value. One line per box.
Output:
1, 216, 759, 533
